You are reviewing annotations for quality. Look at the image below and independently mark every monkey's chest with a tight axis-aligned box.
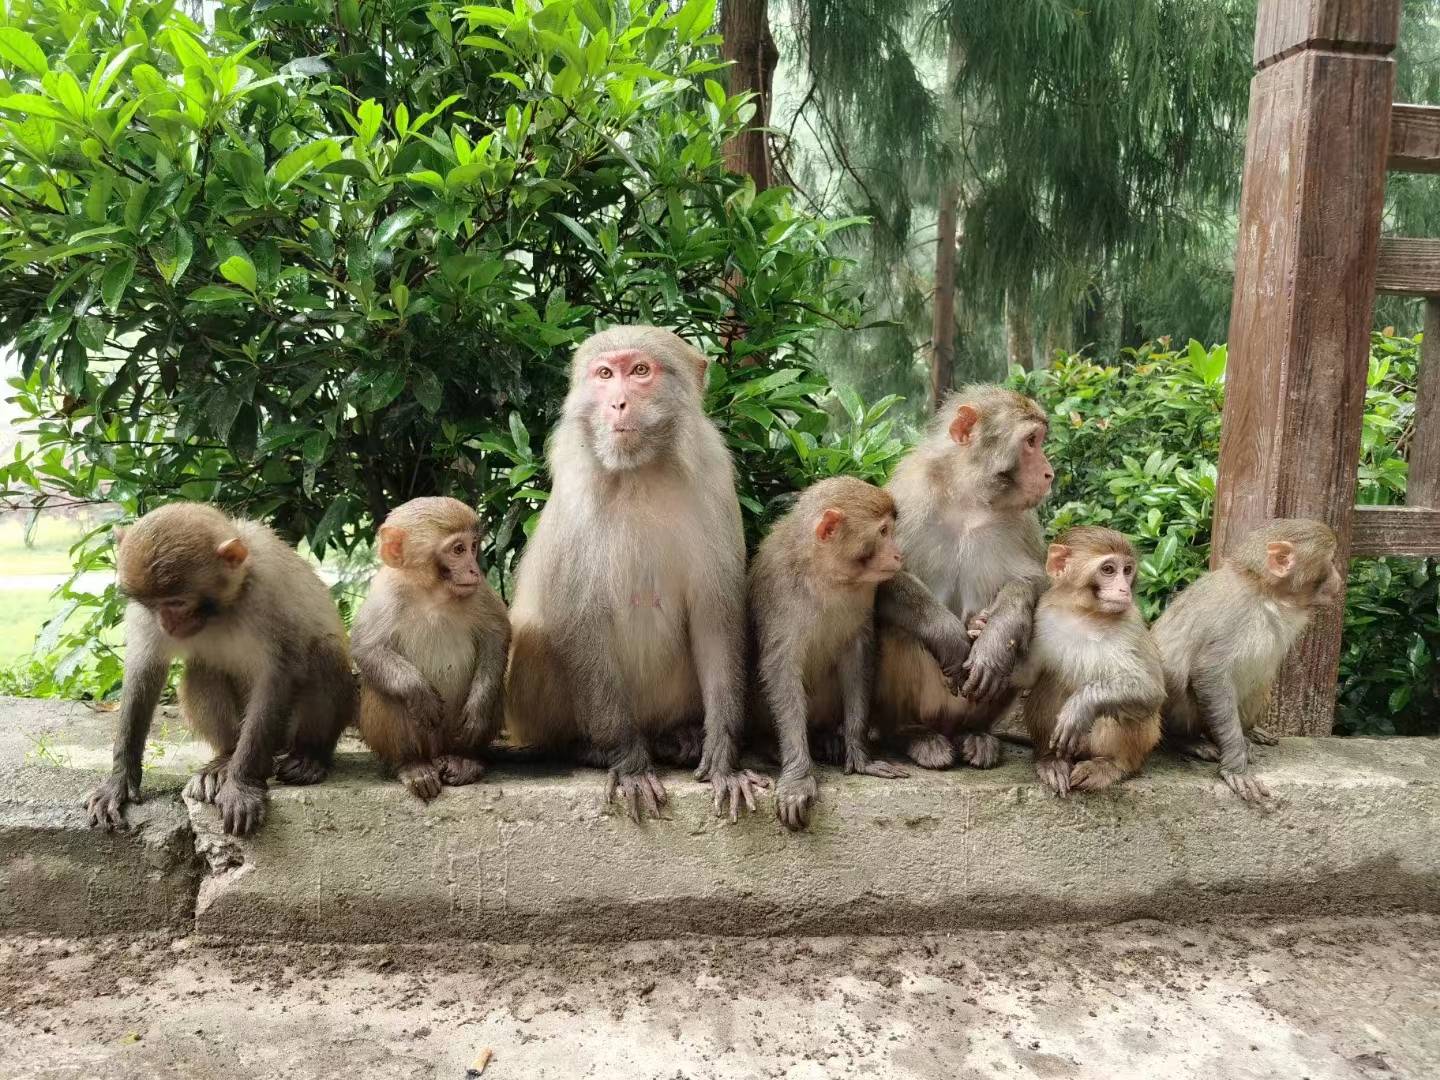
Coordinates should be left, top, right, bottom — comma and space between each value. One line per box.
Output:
395, 616, 478, 714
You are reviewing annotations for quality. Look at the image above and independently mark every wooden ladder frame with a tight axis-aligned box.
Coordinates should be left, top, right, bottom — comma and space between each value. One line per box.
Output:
1214, 0, 1440, 735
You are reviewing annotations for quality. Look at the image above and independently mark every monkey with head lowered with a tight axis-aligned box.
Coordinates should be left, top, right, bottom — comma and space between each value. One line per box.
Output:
748, 476, 909, 830
1017, 527, 1165, 795
351, 497, 510, 801
84, 503, 354, 836
1152, 518, 1343, 802
873, 386, 1055, 771
505, 325, 767, 822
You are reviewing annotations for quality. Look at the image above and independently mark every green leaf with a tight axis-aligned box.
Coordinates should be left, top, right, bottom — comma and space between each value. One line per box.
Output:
219, 255, 258, 293
100, 257, 134, 312
509, 411, 531, 455
310, 494, 353, 554
188, 284, 247, 302
552, 213, 601, 254
413, 368, 442, 414
150, 223, 193, 285
0, 28, 48, 77
372, 207, 421, 249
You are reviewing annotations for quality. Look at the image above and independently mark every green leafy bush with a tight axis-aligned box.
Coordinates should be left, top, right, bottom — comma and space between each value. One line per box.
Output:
0, 0, 872, 696
1014, 333, 1439, 736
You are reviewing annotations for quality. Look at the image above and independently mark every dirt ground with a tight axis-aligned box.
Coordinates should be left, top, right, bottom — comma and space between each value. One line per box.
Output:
1, 914, 1436, 1080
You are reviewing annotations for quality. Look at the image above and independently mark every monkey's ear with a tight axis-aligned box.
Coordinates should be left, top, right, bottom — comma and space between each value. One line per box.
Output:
216, 537, 249, 569
948, 404, 980, 445
1265, 540, 1295, 578
1045, 543, 1071, 577
685, 344, 709, 386
815, 508, 845, 542
378, 524, 407, 569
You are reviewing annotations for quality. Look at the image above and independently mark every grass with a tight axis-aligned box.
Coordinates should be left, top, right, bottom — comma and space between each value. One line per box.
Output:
0, 515, 90, 576
0, 588, 67, 662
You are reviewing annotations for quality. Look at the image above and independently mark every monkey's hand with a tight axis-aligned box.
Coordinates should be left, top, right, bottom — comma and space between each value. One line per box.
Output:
775, 773, 818, 831
1219, 767, 1271, 805
961, 630, 1017, 702
605, 768, 668, 823
967, 609, 991, 640
84, 772, 141, 830
919, 615, 971, 696
214, 777, 268, 836
1247, 726, 1279, 747
408, 684, 445, 730
844, 751, 908, 780
1049, 702, 1093, 759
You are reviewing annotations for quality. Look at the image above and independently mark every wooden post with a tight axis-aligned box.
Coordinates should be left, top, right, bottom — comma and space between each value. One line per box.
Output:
1212, 0, 1400, 736
1407, 299, 1440, 508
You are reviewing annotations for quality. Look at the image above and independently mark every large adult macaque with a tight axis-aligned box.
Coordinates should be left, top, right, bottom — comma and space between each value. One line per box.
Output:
85, 503, 354, 835
505, 325, 766, 821
873, 386, 1055, 769
1153, 518, 1343, 803
352, 497, 510, 801
1018, 527, 1165, 795
749, 477, 908, 831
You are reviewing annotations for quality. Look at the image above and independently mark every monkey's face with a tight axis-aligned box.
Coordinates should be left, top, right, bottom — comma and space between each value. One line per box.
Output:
816, 509, 903, 585
583, 348, 672, 469
998, 421, 1054, 510
1086, 552, 1136, 614
135, 594, 216, 639
435, 529, 483, 599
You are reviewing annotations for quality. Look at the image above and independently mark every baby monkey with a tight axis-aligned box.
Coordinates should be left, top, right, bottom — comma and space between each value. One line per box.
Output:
352, 497, 510, 800
1018, 526, 1165, 795
749, 477, 908, 830
1153, 518, 1342, 802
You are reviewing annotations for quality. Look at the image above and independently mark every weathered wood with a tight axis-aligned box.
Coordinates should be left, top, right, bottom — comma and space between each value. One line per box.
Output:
1388, 103, 1440, 174
1254, 0, 1400, 68
1349, 506, 1440, 556
1375, 237, 1440, 297
1214, 10, 1397, 735
1407, 299, 1440, 508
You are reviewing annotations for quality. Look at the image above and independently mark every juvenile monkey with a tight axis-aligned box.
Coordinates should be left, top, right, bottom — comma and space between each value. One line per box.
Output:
351, 497, 510, 801
1152, 518, 1343, 802
748, 477, 908, 830
505, 325, 767, 822
84, 503, 353, 836
1018, 527, 1165, 795
874, 386, 1055, 770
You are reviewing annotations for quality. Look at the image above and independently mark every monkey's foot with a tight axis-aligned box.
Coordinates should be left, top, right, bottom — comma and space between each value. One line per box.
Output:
437, 754, 486, 786
775, 774, 818, 831
84, 774, 141, 830
706, 769, 770, 823
812, 730, 845, 767
398, 761, 443, 802
845, 755, 909, 779
1034, 756, 1072, 797
182, 755, 231, 804
905, 733, 956, 770
1174, 738, 1222, 763
605, 769, 668, 823
1220, 767, 1271, 805
274, 752, 328, 787
1247, 726, 1279, 747
958, 732, 1002, 769
1069, 758, 1124, 793
214, 778, 268, 836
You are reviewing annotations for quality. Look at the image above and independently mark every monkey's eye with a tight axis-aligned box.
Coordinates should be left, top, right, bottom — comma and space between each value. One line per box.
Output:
879, 521, 890, 536
1099, 563, 1115, 576
1026, 432, 1038, 449
596, 367, 613, 380
632, 362, 651, 377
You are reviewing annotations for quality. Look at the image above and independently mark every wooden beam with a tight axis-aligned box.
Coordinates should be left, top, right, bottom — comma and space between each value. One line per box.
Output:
1350, 506, 1440, 556
1375, 238, 1440, 297
1407, 298, 1440, 508
1214, 0, 1399, 736
1388, 104, 1440, 174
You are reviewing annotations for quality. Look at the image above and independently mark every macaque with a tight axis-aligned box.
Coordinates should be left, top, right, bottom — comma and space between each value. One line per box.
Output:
505, 325, 767, 822
84, 503, 354, 836
351, 497, 510, 801
873, 386, 1055, 770
749, 477, 908, 830
1152, 518, 1343, 802
1018, 527, 1165, 795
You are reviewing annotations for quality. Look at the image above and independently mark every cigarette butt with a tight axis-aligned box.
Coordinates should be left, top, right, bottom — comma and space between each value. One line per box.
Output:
465, 1047, 493, 1077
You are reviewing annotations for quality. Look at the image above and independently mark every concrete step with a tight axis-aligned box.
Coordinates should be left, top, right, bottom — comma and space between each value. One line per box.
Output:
2, 696, 1438, 941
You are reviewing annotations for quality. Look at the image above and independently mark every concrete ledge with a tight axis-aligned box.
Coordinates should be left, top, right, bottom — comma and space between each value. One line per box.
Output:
3, 697, 1439, 941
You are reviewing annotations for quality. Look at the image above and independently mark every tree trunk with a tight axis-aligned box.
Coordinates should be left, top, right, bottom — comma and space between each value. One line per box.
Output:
931, 187, 959, 410
721, 0, 778, 190
1006, 293, 1033, 371
1077, 282, 1106, 348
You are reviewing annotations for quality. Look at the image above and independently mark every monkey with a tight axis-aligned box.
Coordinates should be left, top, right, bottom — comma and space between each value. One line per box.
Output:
1016, 526, 1166, 795
1152, 518, 1344, 803
747, 476, 909, 830
872, 386, 1055, 771
350, 497, 510, 801
83, 502, 354, 836
504, 325, 768, 822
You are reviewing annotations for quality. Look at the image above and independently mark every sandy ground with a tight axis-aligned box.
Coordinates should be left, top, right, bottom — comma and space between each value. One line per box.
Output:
1, 915, 1436, 1080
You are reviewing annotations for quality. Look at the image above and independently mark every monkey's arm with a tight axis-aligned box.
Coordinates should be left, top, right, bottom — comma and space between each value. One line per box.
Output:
963, 575, 1045, 700
351, 626, 444, 729
876, 572, 970, 689
692, 578, 770, 820
459, 623, 511, 747
1193, 669, 1271, 803
838, 628, 907, 781
85, 643, 168, 829
218, 667, 299, 834
760, 641, 819, 831
1051, 675, 1166, 758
